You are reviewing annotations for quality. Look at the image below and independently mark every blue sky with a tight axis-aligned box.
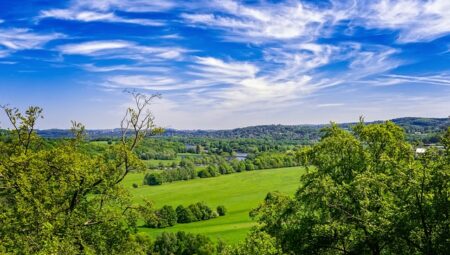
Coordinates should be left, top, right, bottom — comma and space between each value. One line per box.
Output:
0, 0, 449, 129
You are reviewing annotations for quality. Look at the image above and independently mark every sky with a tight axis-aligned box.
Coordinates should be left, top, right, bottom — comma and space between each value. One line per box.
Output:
0, 0, 449, 130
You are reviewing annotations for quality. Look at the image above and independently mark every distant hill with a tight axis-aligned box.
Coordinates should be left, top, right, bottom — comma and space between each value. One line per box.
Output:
34, 117, 449, 141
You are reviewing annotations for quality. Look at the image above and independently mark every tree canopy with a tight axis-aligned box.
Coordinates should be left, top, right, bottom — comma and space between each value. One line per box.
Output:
251, 121, 450, 255
0, 92, 160, 254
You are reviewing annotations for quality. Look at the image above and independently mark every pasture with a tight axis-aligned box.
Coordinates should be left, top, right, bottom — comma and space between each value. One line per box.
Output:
123, 166, 305, 243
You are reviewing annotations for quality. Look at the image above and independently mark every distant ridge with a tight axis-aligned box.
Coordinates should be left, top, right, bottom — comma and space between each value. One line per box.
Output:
34, 117, 449, 140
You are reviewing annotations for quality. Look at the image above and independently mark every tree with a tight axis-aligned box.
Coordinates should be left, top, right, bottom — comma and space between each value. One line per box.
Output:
0, 91, 161, 254
250, 121, 449, 255
152, 232, 216, 255
217, 205, 227, 216
233, 229, 282, 255
176, 205, 196, 223
144, 172, 164, 185
157, 205, 178, 228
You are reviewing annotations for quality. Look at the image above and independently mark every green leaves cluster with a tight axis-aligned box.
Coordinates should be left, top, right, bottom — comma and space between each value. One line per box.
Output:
139, 201, 224, 228
0, 93, 159, 254
251, 121, 450, 254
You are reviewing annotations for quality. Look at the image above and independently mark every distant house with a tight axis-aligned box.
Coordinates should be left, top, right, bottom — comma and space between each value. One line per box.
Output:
415, 148, 426, 154
235, 152, 248, 161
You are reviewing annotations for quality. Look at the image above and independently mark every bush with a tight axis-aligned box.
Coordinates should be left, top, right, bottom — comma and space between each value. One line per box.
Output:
156, 205, 178, 228
197, 169, 211, 178
216, 205, 227, 216
188, 203, 203, 221
176, 205, 196, 223
218, 163, 234, 174
144, 172, 164, 185
132, 183, 139, 188
153, 232, 216, 255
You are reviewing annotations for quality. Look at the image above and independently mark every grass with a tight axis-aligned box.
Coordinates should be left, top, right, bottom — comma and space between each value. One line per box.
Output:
123, 166, 304, 243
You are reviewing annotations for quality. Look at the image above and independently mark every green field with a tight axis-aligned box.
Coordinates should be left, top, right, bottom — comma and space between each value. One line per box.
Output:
123, 167, 304, 243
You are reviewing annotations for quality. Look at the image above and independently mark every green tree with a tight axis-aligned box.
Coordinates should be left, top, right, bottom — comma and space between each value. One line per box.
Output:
250, 121, 449, 255
153, 231, 216, 255
0, 92, 161, 254
176, 205, 196, 223
217, 205, 227, 216
157, 205, 178, 228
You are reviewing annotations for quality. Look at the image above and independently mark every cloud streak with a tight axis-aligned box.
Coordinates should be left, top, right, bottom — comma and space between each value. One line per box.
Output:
0, 28, 64, 57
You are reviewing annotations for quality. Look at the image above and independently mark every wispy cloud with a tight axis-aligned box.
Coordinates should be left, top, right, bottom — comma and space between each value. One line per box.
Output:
362, 0, 450, 42
72, 0, 175, 13
81, 63, 169, 73
40, 9, 164, 26
58, 40, 132, 55
58, 40, 186, 61
380, 74, 450, 86
39, 0, 173, 26
0, 28, 64, 57
182, 0, 350, 42
103, 74, 206, 91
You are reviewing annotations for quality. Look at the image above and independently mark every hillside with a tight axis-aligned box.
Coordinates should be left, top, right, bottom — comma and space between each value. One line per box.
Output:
36, 117, 449, 141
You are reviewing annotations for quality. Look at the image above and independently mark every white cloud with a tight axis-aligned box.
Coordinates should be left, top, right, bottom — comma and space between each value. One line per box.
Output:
192, 57, 258, 80
349, 47, 400, 77
73, 0, 175, 13
182, 0, 350, 42
58, 40, 186, 60
363, 0, 450, 42
39, 0, 173, 26
40, 9, 164, 26
160, 34, 183, 39
103, 74, 206, 91
182, 0, 450, 44
58, 40, 132, 55
0, 28, 63, 57
82, 63, 169, 73
380, 74, 450, 86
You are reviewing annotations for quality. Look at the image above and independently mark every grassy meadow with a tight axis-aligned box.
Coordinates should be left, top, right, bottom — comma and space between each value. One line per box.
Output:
123, 167, 305, 243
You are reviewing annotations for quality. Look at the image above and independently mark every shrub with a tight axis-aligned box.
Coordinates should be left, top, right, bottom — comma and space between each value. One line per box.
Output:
216, 205, 227, 216
197, 169, 211, 178
153, 232, 216, 255
176, 205, 196, 223
188, 203, 202, 221
132, 183, 139, 188
156, 205, 178, 228
144, 172, 164, 185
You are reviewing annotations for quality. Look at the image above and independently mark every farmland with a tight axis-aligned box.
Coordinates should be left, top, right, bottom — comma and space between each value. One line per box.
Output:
123, 167, 305, 243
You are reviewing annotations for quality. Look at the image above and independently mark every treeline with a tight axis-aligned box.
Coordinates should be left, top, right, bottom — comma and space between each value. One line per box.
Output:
139, 201, 226, 228
135, 139, 184, 160
164, 137, 297, 154
150, 229, 278, 255
143, 152, 300, 186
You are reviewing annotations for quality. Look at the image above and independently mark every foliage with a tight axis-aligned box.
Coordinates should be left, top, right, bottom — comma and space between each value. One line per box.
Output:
250, 122, 450, 255
217, 205, 227, 216
0, 92, 160, 254
140, 201, 220, 228
176, 205, 196, 223
152, 231, 216, 255
144, 151, 301, 186
157, 205, 178, 228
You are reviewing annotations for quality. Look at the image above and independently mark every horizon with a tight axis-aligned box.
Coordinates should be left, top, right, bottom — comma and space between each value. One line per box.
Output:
29, 116, 448, 132
1, 0, 450, 129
